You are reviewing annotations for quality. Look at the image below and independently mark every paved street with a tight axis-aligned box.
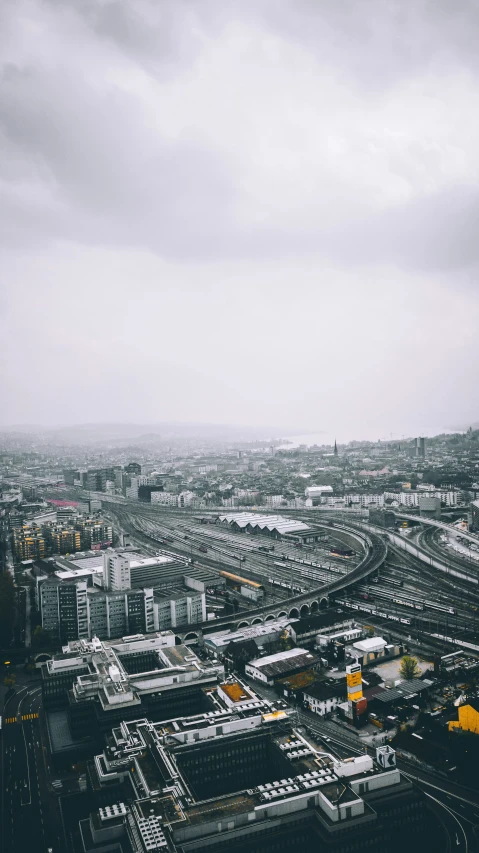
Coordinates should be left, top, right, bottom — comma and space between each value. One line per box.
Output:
1, 680, 64, 853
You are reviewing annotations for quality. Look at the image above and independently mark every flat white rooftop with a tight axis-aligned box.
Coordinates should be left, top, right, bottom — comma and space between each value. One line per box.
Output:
353, 637, 387, 653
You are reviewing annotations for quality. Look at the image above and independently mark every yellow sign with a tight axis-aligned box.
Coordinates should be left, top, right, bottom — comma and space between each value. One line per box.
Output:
347, 671, 362, 688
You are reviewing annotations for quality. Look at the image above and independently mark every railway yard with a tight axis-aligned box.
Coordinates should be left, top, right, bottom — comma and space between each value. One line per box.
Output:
102, 501, 479, 660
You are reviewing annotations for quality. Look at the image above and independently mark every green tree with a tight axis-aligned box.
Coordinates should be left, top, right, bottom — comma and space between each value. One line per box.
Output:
32, 625, 50, 648
279, 630, 292, 651
399, 655, 421, 680
4, 672, 16, 688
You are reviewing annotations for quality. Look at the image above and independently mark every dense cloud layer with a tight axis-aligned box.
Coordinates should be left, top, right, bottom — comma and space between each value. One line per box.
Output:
1, 1, 478, 434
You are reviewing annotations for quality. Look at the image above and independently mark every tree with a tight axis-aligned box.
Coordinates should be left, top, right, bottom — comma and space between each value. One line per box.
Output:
3, 672, 16, 688
279, 630, 292, 651
32, 625, 50, 648
399, 655, 421, 680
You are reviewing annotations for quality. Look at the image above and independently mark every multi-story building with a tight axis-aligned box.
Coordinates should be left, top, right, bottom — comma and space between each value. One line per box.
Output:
40, 634, 224, 750
40, 578, 89, 642
40, 578, 154, 641
419, 495, 441, 519
435, 490, 458, 506
265, 494, 285, 508
470, 500, 479, 532
151, 491, 178, 507
81, 701, 433, 853
75, 518, 113, 549
103, 551, 131, 591
154, 589, 206, 630
124, 462, 142, 475
12, 523, 46, 561
344, 494, 385, 507
138, 484, 165, 502
178, 490, 196, 507
86, 587, 155, 638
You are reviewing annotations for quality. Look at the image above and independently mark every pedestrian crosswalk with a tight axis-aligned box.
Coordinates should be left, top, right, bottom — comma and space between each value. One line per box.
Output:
4, 712, 39, 724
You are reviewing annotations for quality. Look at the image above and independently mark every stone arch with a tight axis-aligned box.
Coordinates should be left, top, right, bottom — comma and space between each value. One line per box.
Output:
184, 631, 199, 642
300, 603, 310, 618
34, 652, 52, 663
289, 607, 300, 619
310, 600, 319, 613
264, 613, 276, 622
237, 620, 250, 628
251, 617, 263, 625
319, 597, 329, 610
278, 611, 287, 618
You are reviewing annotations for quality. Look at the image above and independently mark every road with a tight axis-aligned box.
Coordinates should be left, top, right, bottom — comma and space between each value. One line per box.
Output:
1, 681, 64, 853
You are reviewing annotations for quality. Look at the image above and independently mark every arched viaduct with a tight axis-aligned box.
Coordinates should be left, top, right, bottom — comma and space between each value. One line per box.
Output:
177, 527, 387, 642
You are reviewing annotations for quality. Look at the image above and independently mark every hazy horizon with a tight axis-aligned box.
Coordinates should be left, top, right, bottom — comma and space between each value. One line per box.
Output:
0, 419, 469, 448
2, 2, 479, 436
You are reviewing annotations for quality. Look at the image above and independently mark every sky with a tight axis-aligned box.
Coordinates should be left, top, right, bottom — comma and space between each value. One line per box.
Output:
1, 0, 479, 440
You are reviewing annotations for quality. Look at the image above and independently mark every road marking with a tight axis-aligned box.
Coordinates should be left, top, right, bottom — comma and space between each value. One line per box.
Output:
402, 771, 479, 809
424, 791, 468, 851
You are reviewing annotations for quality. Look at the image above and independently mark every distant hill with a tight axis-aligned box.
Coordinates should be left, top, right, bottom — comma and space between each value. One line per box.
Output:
0, 421, 305, 445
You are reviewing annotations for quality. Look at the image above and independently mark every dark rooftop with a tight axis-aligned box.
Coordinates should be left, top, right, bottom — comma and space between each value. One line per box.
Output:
303, 681, 347, 702
289, 612, 350, 634
374, 679, 433, 705
258, 651, 319, 678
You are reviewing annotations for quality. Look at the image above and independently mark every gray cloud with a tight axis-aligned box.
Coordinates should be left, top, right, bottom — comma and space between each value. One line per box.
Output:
1, 0, 478, 431
1, 0, 479, 269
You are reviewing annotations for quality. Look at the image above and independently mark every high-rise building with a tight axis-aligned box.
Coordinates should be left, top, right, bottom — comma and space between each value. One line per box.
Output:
414, 437, 426, 458
40, 577, 154, 641
40, 579, 89, 642
103, 551, 131, 591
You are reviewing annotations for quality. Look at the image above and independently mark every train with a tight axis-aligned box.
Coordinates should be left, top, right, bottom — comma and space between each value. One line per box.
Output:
330, 547, 355, 558
364, 587, 424, 611
268, 577, 307, 594
335, 597, 411, 625
424, 600, 456, 616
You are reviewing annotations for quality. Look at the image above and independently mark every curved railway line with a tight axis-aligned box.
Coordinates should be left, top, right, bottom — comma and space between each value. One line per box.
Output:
107, 504, 387, 629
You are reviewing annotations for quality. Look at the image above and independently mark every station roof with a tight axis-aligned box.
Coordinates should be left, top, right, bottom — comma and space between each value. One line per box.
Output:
218, 512, 310, 534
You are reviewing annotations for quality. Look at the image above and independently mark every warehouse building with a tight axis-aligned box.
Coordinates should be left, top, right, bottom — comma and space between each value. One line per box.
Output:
204, 618, 292, 657
245, 648, 320, 686
287, 612, 359, 647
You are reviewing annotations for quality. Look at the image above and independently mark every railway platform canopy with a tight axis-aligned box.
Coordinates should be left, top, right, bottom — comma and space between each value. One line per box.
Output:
217, 512, 321, 542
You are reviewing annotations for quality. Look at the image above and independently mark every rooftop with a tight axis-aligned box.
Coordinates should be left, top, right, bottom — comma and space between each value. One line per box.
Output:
218, 681, 255, 703
218, 512, 311, 534
248, 648, 318, 677
290, 611, 351, 633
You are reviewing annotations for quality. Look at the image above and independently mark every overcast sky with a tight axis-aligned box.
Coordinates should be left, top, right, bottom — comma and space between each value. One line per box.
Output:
1, 0, 478, 440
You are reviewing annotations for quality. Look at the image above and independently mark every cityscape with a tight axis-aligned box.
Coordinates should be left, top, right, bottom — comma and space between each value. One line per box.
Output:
2, 426, 479, 852
3, 1, 479, 852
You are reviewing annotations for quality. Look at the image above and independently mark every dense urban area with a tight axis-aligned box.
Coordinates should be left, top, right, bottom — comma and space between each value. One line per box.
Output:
2, 425, 479, 853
